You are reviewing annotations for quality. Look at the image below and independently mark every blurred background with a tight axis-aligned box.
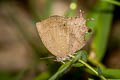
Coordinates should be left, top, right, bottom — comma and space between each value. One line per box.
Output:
0, 0, 120, 80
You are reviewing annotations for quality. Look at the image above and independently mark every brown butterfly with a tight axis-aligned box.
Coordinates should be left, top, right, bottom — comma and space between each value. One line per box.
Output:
36, 12, 89, 61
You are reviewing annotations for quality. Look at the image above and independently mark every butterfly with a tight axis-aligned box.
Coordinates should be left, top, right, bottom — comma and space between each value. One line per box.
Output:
36, 11, 89, 61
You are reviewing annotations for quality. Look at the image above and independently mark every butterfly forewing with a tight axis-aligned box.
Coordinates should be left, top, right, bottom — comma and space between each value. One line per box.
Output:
37, 16, 70, 58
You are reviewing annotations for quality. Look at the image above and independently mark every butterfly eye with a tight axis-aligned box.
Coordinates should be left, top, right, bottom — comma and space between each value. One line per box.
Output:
88, 28, 92, 32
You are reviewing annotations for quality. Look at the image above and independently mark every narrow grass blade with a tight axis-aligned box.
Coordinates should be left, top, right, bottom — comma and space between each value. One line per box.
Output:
102, 69, 120, 79
72, 63, 83, 67
101, 0, 120, 6
86, 68, 120, 79
48, 50, 84, 80
87, 1, 114, 61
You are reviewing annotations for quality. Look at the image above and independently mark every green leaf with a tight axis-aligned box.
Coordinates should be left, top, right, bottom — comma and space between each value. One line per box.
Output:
102, 69, 120, 79
57, 62, 71, 71
48, 61, 71, 80
87, 0, 114, 61
96, 66, 102, 76
81, 51, 87, 62
72, 50, 84, 63
108, 79, 120, 80
72, 63, 83, 67
101, 0, 120, 6
86, 68, 120, 79
48, 50, 84, 80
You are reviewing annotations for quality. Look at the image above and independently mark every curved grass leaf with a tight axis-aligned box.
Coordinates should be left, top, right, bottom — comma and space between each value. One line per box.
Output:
86, 68, 120, 79
81, 51, 87, 62
87, 0, 114, 61
102, 69, 120, 79
101, 0, 120, 6
96, 66, 103, 76
48, 50, 84, 80
107, 79, 120, 80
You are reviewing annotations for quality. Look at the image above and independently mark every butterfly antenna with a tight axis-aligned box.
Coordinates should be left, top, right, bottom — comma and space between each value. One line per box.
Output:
79, 10, 84, 17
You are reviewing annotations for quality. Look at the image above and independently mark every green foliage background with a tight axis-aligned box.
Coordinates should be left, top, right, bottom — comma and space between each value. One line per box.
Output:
0, 0, 120, 80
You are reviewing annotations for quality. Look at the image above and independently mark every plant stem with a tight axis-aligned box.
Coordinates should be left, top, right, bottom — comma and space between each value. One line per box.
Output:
88, 58, 105, 69
78, 59, 107, 80
79, 59, 98, 75
69, 55, 107, 80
